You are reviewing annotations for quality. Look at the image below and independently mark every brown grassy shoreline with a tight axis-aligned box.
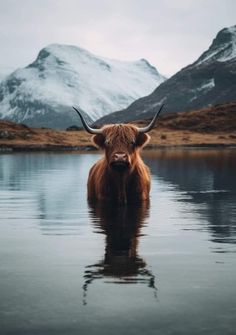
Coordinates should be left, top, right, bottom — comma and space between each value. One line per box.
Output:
0, 102, 236, 152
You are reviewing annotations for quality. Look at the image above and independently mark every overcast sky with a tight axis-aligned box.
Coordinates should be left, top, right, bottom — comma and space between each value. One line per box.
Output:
0, 0, 235, 77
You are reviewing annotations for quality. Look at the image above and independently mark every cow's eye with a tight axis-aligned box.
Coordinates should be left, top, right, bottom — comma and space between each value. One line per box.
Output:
105, 139, 110, 146
131, 140, 136, 146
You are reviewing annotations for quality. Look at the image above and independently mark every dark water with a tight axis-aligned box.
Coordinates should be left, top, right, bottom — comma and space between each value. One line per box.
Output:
0, 149, 236, 335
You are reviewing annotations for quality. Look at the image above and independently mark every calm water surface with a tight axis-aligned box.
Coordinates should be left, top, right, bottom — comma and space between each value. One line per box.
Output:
0, 149, 236, 335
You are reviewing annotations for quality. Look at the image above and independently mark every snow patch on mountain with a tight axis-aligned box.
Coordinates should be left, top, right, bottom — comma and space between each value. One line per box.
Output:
219, 27, 236, 62
190, 79, 215, 102
0, 67, 15, 82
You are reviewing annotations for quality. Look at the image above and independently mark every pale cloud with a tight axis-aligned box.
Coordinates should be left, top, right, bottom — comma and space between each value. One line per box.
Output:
0, 0, 235, 77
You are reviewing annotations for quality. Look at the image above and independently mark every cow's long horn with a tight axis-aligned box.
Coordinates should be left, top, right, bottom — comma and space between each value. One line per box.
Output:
73, 107, 102, 134
137, 104, 165, 133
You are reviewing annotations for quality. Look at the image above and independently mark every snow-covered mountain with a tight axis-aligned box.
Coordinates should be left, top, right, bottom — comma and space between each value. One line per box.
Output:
0, 67, 15, 82
0, 73, 6, 82
97, 25, 236, 124
0, 44, 165, 128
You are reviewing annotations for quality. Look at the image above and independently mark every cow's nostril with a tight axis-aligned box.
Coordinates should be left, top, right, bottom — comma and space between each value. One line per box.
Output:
110, 152, 130, 171
114, 153, 127, 161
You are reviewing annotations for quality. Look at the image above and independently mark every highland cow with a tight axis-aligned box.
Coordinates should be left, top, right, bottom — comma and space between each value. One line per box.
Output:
73, 105, 164, 204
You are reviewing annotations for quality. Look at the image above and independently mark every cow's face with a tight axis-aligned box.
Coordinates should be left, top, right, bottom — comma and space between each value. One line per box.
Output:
92, 124, 150, 172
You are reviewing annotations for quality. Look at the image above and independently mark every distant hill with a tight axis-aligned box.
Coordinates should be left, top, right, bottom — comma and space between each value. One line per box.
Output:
96, 25, 236, 124
0, 44, 165, 128
135, 101, 236, 133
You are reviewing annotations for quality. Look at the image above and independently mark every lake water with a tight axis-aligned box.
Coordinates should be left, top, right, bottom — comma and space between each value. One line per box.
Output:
0, 149, 236, 335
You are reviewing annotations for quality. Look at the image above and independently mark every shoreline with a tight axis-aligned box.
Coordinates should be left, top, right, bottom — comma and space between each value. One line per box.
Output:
1, 143, 236, 153
1, 102, 235, 152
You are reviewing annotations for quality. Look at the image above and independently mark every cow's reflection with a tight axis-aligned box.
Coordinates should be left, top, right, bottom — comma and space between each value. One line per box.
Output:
83, 202, 157, 305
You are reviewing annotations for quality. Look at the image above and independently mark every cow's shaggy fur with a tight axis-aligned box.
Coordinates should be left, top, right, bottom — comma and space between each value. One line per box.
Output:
87, 124, 151, 204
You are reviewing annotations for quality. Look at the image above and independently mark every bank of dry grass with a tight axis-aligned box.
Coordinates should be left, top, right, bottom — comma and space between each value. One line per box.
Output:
0, 102, 236, 150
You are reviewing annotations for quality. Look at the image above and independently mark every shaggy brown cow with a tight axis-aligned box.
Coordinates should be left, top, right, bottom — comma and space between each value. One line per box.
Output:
73, 105, 164, 204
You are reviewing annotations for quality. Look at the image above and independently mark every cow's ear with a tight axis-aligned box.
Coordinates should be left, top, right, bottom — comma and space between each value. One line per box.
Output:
92, 134, 105, 149
135, 133, 150, 148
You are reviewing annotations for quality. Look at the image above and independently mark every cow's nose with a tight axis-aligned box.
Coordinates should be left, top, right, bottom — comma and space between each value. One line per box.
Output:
114, 152, 128, 162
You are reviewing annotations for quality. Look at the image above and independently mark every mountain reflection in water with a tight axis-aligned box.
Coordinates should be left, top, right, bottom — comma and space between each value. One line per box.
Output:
83, 202, 157, 305
144, 149, 236, 248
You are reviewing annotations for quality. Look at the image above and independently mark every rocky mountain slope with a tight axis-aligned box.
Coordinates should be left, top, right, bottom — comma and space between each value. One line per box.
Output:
0, 44, 165, 128
97, 25, 236, 124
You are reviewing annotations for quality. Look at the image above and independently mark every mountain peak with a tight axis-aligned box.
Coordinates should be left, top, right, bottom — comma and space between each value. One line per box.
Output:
28, 43, 95, 69
97, 25, 236, 125
195, 25, 236, 65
